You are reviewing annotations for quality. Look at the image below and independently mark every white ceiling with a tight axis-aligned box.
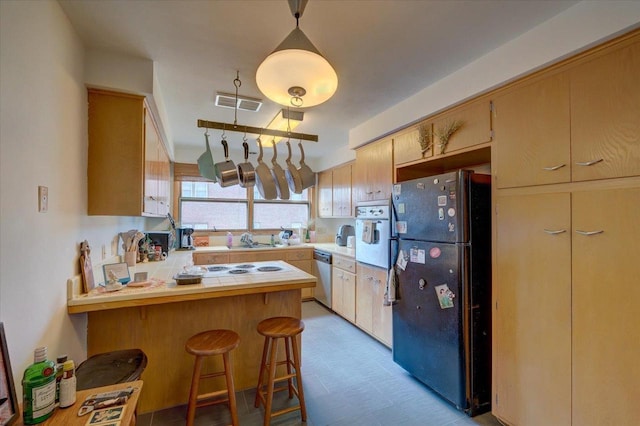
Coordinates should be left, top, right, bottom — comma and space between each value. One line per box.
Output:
58, 0, 579, 162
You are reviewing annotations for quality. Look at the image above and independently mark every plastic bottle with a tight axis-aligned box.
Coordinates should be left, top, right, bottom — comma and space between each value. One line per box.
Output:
270, 234, 275, 246
226, 232, 233, 249
22, 347, 56, 424
58, 360, 76, 408
54, 355, 68, 406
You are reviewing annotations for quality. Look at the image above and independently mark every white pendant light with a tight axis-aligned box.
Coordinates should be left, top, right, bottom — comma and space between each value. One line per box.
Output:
256, 0, 338, 108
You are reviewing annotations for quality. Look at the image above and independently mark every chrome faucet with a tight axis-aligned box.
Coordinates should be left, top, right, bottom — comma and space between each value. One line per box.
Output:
240, 232, 254, 247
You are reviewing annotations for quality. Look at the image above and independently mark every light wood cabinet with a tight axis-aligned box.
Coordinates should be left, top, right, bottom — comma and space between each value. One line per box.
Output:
571, 188, 640, 426
318, 164, 353, 218
332, 254, 356, 322
354, 138, 393, 203
570, 41, 640, 182
192, 251, 229, 265
493, 72, 571, 188
356, 263, 392, 347
432, 97, 492, 156
494, 39, 640, 189
332, 163, 352, 217
494, 187, 640, 426
494, 193, 572, 425
317, 170, 333, 217
393, 127, 431, 166
88, 89, 171, 217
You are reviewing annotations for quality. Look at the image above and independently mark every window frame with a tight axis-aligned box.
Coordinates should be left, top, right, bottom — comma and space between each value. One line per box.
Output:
176, 178, 313, 234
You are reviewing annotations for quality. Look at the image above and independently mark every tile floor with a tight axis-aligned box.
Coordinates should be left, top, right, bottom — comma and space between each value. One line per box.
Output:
138, 301, 503, 426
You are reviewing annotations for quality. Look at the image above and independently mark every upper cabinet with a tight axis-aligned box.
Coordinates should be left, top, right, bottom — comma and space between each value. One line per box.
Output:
570, 41, 640, 182
493, 72, 571, 188
393, 127, 431, 166
432, 97, 492, 156
494, 39, 640, 188
394, 97, 492, 182
88, 89, 171, 216
317, 163, 353, 218
354, 138, 393, 203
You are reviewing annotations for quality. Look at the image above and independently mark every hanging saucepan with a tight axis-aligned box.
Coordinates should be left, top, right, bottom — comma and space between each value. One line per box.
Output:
197, 132, 217, 182
254, 138, 277, 200
269, 140, 290, 200
214, 137, 239, 187
297, 142, 316, 189
285, 140, 303, 194
237, 139, 256, 188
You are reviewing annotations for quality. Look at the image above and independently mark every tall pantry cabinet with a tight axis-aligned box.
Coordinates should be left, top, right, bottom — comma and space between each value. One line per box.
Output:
492, 32, 640, 426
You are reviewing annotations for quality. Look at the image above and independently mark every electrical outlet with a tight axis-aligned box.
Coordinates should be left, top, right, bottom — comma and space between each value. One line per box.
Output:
38, 186, 48, 213
102, 244, 107, 260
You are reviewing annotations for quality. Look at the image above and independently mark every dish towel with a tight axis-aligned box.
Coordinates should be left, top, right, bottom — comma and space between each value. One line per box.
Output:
384, 267, 397, 306
362, 220, 375, 244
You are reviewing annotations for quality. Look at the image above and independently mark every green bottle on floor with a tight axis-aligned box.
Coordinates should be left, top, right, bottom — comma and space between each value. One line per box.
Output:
22, 346, 56, 424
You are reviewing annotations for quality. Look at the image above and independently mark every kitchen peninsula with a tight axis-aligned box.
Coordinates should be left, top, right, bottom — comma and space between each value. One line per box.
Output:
67, 252, 316, 413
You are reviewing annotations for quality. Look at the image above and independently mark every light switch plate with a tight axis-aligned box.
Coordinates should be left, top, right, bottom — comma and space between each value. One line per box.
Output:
38, 186, 48, 213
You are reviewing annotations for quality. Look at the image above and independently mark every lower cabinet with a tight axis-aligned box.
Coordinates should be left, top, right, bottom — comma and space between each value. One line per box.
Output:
356, 263, 392, 347
494, 186, 639, 426
332, 254, 356, 323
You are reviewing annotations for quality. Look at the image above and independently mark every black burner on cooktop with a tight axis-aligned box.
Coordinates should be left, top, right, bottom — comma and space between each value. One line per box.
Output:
234, 264, 255, 269
257, 266, 283, 272
207, 266, 230, 272
228, 269, 249, 274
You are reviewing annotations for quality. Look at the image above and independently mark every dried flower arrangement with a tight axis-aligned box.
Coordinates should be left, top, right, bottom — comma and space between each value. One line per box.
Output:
417, 123, 433, 157
436, 120, 464, 154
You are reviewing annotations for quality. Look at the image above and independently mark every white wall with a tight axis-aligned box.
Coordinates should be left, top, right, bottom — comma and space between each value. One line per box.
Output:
0, 0, 156, 398
349, 1, 640, 148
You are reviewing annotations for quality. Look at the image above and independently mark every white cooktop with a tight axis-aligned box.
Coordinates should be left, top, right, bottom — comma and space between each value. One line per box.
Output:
202, 262, 292, 278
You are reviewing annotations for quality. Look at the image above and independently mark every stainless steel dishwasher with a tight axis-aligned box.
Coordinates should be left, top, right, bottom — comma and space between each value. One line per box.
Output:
313, 249, 332, 308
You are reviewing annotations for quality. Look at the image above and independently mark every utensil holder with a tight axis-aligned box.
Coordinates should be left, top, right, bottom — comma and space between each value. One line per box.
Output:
124, 251, 137, 267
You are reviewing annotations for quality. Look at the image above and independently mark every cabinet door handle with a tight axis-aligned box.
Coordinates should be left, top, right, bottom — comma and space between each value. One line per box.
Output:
575, 230, 604, 236
575, 158, 604, 166
542, 164, 566, 171
543, 229, 567, 235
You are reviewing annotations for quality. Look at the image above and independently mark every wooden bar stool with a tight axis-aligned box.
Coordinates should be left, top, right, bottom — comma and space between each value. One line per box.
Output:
185, 329, 240, 426
254, 316, 307, 426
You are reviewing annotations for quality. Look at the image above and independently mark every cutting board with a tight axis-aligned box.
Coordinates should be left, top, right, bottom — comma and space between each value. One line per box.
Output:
80, 241, 95, 293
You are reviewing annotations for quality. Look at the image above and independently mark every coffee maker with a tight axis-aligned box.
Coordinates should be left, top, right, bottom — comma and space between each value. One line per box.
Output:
177, 228, 195, 250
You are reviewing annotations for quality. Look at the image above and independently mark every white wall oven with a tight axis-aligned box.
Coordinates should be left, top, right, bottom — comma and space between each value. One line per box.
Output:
355, 205, 390, 269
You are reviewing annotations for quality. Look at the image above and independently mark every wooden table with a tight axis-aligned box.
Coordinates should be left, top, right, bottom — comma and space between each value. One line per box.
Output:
15, 381, 143, 426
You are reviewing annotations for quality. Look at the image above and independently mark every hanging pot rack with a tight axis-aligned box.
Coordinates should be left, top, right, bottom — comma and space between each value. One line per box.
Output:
196, 119, 318, 142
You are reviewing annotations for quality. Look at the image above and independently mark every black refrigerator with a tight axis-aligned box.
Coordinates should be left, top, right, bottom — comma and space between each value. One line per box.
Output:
391, 170, 491, 416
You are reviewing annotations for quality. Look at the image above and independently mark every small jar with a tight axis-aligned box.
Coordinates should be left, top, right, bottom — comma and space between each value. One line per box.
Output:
59, 360, 76, 408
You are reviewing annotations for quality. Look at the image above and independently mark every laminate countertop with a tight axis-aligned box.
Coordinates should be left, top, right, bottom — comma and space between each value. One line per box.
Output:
67, 251, 315, 314
193, 242, 356, 258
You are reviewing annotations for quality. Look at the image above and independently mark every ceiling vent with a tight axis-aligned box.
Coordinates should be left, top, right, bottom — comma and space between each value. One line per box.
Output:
215, 92, 263, 112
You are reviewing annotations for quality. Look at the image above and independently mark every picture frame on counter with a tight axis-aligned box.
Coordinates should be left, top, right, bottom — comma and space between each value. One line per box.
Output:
102, 262, 131, 284
0, 322, 18, 426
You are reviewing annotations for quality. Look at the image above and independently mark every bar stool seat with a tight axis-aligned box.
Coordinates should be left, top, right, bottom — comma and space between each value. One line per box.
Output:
185, 329, 240, 426
254, 317, 307, 426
